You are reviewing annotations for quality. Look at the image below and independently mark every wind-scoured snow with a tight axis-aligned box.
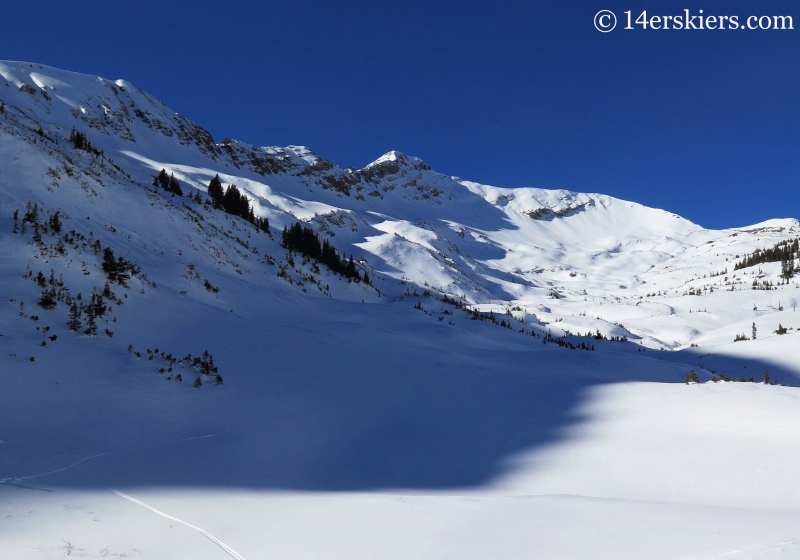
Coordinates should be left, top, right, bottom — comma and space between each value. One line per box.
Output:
1, 61, 800, 559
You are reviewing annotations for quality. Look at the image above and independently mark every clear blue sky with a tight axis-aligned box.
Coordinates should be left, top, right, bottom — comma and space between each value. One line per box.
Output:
3, 0, 798, 228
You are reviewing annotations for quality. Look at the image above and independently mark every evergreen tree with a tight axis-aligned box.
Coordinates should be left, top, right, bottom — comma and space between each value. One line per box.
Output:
102, 247, 120, 283
168, 173, 183, 196
89, 292, 107, 319
752, 322, 757, 340
22, 202, 40, 227
199, 350, 212, 375
156, 169, 170, 191
67, 303, 82, 332
37, 289, 57, 310
763, 370, 770, 384
84, 307, 98, 336
32, 223, 42, 245
207, 174, 224, 207
48, 211, 62, 235
101, 247, 135, 286
70, 128, 86, 150
222, 184, 253, 221
346, 255, 359, 281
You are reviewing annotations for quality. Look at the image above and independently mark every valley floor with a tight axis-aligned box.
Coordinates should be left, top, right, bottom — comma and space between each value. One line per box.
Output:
3, 296, 800, 559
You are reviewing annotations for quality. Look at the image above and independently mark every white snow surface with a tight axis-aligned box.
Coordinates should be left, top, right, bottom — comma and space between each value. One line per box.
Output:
2, 61, 800, 559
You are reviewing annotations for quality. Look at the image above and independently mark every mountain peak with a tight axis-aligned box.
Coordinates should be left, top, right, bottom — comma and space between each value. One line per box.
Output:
363, 151, 431, 173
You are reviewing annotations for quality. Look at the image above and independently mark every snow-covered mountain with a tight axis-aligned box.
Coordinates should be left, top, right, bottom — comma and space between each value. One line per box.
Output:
3, 61, 800, 559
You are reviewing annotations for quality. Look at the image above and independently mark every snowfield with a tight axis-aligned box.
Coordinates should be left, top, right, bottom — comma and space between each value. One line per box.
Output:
1, 60, 800, 559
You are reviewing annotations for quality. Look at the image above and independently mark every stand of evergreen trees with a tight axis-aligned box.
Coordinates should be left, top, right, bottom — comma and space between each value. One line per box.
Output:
734, 238, 798, 278
102, 247, 141, 287
281, 221, 367, 283
207, 175, 269, 232
710, 369, 777, 384
69, 129, 102, 155
153, 169, 184, 196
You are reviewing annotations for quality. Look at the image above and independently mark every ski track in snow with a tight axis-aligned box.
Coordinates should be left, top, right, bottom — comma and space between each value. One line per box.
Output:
0, 420, 280, 559
112, 489, 247, 560
0, 425, 264, 559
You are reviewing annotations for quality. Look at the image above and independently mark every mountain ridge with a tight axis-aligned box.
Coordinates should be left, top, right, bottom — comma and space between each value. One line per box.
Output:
1, 60, 799, 351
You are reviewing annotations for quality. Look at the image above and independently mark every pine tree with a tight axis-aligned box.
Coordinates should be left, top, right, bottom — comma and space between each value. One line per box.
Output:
48, 210, 62, 234
84, 307, 97, 336
89, 292, 107, 319
102, 247, 134, 286
781, 257, 794, 280
32, 223, 42, 245
199, 350, 212, 375
102, 247, 119, 283
763, 370, 770, 384
752, 322, 757, 340
70, 128, 86, 150
22, 202, 40, 227
156, 169, 170, 191
37, 289, 57, 310
208, 174, 224, 207
67, 303, 82, 332
168, 173, 183, 196
193, 376, 203, 388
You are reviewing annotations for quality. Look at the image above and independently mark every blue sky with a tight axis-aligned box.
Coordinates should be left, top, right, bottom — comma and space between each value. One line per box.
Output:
3, 0, 798, 228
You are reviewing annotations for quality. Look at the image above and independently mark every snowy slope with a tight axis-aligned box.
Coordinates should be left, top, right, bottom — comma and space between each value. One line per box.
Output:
2, 61, 800, 559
